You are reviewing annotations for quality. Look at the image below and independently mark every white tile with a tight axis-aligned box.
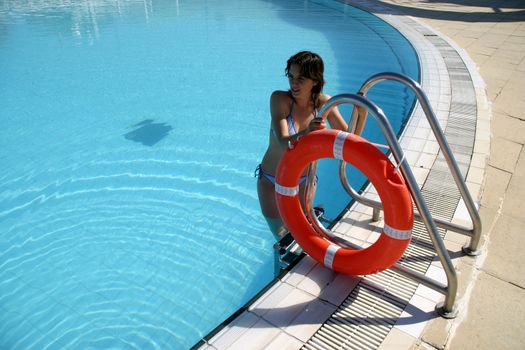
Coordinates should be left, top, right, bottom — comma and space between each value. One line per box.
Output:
378, 327, 417, 350
444, 229, 468, 245
407, 137, 427, 152
404, 150, 420, 167
416, 117, 431, 130
332, 219, 355, 235
347, 223, 374, 241
414, 283, 444, 303
209, 311, 260, 349
423, 140, 440, 155
348, 237, 367, 247
362, 241, 373, 248
249, 282, 295, 317
466, 182, 481, 201
466, 166, 484, 184
319, 273, 361, 306
413, 126, 431, 140
425, 264, 447, 285
226, 318, 282, 350
262, 287, 316, 328
403, 125, 417, 138
297, 264, 338, 297
263, 331, 303, 350
281, 257, 317, 287
366, 230, 382, 243
353, 202, 374, 215
345, 210, 366, 222
285, 298, 338, 342
452, 198, 474, 222
415, 152, 437, 169
365, 184, 379, 195
399, 136, 412, 148
411, 167, 430, 186
394, 294, 437, 338
470, 152, 488, 168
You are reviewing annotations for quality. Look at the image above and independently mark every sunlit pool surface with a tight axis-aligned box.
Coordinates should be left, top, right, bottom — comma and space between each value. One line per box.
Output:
0, 0, 418, 348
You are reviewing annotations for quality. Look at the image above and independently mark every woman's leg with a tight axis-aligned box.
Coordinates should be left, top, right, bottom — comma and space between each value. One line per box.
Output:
257, 177, 287, 239
257, 177, 288, 275
257, 173, 318, 234
264, 216, 288, 239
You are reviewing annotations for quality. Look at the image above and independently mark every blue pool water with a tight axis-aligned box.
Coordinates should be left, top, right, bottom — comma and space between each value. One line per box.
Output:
0, 0, 418, 348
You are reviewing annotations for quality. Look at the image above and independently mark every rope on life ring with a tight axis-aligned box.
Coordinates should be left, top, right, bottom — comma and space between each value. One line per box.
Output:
275, 129, 414, 275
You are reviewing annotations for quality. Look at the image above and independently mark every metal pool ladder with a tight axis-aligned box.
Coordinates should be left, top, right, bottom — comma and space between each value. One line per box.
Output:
305, 72, 482, 318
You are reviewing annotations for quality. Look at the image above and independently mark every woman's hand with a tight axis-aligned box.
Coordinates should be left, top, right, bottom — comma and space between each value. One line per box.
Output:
288, 118, 326, 149
355, 92, 367, 116
306, 118, 326, 133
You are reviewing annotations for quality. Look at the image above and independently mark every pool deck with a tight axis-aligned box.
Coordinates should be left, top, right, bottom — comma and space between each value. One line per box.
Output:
197, 1, 525, 349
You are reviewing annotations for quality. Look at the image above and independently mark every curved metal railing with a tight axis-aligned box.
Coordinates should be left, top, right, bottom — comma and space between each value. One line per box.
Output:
339, 73, 481, 253
302, 72, 482, 318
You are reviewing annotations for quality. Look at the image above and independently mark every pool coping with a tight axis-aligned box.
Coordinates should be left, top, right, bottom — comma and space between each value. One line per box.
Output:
196, 1, 490, 349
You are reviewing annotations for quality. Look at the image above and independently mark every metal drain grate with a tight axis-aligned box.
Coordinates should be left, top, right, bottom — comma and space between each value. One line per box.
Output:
304, 271, 418, 350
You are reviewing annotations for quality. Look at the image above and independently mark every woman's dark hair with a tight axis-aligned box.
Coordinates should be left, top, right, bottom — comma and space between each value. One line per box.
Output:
285, 51, 325, 108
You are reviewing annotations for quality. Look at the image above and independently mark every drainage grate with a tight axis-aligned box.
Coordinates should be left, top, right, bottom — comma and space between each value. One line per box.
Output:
304, 271, 418, 350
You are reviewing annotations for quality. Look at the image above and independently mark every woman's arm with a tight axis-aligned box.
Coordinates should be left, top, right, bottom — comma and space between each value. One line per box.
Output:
322, 93, 369, 135
353, 92, 369, 135
321, 94, 348, 131
270, 91, 325, 149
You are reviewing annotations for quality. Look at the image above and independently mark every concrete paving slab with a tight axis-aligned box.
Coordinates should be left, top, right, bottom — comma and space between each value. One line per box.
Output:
512, 146, 525, 178
479, 166, 511, 210
447, 272, 525, 350
470, 206, 500, 253
488, 136, 522, 173
492, 112, 525, 145
483, 213, 525, 288
501, 171, 525, 220
493, 90, 525, 119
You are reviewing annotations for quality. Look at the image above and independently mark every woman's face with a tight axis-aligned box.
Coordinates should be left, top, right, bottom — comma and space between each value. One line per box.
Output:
287, 63, 317, 100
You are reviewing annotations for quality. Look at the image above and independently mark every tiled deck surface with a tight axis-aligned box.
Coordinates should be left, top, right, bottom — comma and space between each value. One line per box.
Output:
198, 1, 525, 349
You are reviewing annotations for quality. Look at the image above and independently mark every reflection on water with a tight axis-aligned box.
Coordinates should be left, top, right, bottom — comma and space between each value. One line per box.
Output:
0, 0, 182, 44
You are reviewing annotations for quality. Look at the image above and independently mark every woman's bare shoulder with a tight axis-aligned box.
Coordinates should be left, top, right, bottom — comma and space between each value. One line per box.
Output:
270, 90, 292, 114
271, 90, 291, 103
319, 93, 332, 104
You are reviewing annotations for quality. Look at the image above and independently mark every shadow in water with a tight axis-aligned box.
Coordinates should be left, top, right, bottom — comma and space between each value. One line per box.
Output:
124, 119, 173, 146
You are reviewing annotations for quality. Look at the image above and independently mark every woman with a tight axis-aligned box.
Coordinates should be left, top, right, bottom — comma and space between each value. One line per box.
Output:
256, 51, 367, 239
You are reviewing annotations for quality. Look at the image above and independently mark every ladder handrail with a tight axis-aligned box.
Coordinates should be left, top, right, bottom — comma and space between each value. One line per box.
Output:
343, 72, 482, 254
302, 72, 482, 317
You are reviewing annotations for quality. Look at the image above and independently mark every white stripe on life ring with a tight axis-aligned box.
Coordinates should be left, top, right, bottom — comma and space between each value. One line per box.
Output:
324, 244, 340, 269
333, 131, 347, 160
275, 183, 299, 197
383, 224, 412, 240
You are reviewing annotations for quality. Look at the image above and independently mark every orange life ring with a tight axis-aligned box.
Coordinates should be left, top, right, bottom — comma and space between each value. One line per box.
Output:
275, 129, 413, 275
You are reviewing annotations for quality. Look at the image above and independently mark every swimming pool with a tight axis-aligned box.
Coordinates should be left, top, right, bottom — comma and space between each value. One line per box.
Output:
0, 0, 418, 348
